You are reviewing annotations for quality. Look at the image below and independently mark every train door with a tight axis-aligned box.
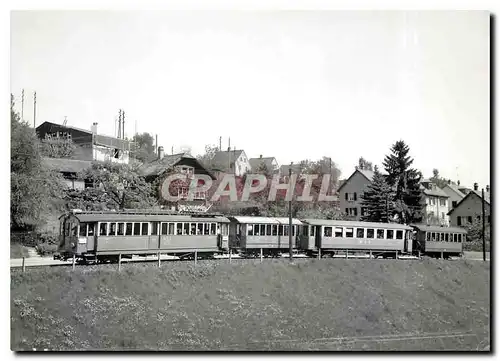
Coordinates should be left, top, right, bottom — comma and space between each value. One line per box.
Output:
404, 230, 413, 253
315, 226, 322, 249
220, 222, 229, 250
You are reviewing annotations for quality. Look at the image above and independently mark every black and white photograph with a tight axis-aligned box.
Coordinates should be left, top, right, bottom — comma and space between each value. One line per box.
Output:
8, 7, 491, 352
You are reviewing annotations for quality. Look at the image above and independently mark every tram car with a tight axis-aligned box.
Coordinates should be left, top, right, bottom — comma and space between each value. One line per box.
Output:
228, 216, 303, 257
410, 224, 467, 258
57, 210, 230, 262
299, 219, 414, 258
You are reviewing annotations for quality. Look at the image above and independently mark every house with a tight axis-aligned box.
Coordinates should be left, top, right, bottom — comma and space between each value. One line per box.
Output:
337, 169, 375, 220
420, 179, 450, 226
441, 180, 466, 210
448, 183, 491, 227
249, 155, 279, 175
279, 163, 303, 177
139, 146, 216, 210
36, 121, 130, 164
42, 157, 92, 190
209, 148, 251, 176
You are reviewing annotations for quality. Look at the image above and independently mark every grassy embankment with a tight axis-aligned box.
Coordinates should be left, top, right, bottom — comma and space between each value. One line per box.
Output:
11, 258, 490, 351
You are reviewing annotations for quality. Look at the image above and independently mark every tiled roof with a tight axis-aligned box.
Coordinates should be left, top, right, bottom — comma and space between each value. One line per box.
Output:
447, 189, 490, 215
358, 169, 375, 182
471, 189, 490, 205
42, 157, 91, 174
279, 163, 302, 174
210, 150, 244, 172
443, 183, 466, 198
138, 153, 190, 177
421, 185, 449, 198
249, 157, 276, 172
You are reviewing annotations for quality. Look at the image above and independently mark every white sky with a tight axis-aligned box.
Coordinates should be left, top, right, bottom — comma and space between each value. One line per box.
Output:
10, 10, 490, 187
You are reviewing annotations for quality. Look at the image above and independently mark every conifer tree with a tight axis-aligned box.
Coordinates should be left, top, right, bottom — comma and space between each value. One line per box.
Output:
360, 166, 395, 222
383, 140, 423, 224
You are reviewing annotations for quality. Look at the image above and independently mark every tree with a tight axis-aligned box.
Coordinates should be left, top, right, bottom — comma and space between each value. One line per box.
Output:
463, 218, 491, 252
11, 95, 64, 230
383, 140, 423, 224
356, 157, 373, 171
78, 161, 157, 210
130, 132, 156, 163
40, 134, 77, 158
429, 168, 449, 189
196, 144, 218, 169
360, 166, 395, 222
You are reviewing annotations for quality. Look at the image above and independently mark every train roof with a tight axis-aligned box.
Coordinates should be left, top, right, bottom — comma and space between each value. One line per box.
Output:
65, 210, 229, 223
301, 219, 412, 230
230, 216, 303, 225
410, 224, 467, 234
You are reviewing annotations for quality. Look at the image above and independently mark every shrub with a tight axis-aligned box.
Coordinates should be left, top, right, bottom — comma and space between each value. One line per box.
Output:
35, 243, 59, 256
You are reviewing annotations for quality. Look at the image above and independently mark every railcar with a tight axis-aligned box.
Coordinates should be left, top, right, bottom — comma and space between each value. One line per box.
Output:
228, 216, 303, 257
299, 219, 413, 258
411, 224, 466, 258
57, 210, 230, 262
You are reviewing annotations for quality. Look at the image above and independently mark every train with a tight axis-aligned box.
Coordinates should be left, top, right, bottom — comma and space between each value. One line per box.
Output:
55, 210, 468, 263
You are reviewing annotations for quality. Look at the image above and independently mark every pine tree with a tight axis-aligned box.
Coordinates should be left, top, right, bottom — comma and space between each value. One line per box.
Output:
383, 140, 423, 224
360, 166, 395, 222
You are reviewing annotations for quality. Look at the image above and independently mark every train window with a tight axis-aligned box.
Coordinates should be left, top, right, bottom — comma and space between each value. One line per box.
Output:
260, 225, 266, 236
271, 225, 277, 236
440, 233, 445, 242
222, 224, 229, 236
278, 225, 284, 236
254, 225, 261, 236
161, 223, 168, 235
110, 223, 117, 236
197, 223, 204, 235
356, 228, 365, 238
425, 232, 430, 241
430, 232, 435, 241
79, 223, 88, 237
65, 222, 70, 236
151, 222, 158, 235
367, 229, 374, 238
248, 225, 254, 236
72, 224, 78, 236
165, 223, 172, 235
176, 223, 182, 235
396, 230, 403, 240
117, 223, 125, 236
292, 226, 296, 236
190, 223, 196, 235
334, 227, 343, 237
310, 226, 315, 237
204, 223, 210, 235
88, 225, 95, 236
345, 228, 354, 238
266, 225, 272, 236
284, 226, 289, 237
142, 223, 149, 236
387, 230, 394, 239
99, 223, 108, 236
133, 223, 141, 236
303, 227, 309, 236
211, 223, 217, 235
181, 223, 187, 235
125, 223, 132, 236
376, 229, 384, 239
453, 234, 458, 242
324, 227, 332, 237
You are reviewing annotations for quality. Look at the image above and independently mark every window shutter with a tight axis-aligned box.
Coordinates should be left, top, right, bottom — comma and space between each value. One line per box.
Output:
345, 193, 348, 200
354, 192, 357, 201
354, 208, 358, 216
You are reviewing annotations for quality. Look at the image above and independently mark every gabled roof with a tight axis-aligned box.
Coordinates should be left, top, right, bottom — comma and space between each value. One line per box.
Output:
337, 169, 375, 192
42, 157, 91, 174
139, 153, 215, 179
279, 163, 303, 175
249, 157, 277, 171
447, 189, 490, 215
420, 184, 449, 198
443, 183, 466, 198
210, 150, 245, 172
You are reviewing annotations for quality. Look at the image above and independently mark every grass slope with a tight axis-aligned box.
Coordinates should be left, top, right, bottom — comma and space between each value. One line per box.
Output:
11, 259, 490, 351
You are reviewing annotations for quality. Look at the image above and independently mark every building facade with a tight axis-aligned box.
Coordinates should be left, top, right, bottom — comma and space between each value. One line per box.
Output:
420, 179, 450, 226
448, 186, 491, 227
249, 156, 279, 175
337, 169, 375, 220
441, 181, 466, 210
210, 149, 252, 176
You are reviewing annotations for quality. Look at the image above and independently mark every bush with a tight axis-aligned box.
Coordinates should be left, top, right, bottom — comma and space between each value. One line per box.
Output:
35, 243, 59, 256
10, 243, 29, 259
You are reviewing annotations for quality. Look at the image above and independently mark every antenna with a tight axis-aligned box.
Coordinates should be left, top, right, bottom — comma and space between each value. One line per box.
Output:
122, 110, 125, 140
117, 109, 122, 139
33, 91, 37, 128
219, 136, 222, 151
63, 116, 68, 126
21, 89, 24, 121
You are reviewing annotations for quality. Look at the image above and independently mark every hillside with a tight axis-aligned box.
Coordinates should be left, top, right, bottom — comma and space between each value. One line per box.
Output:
11, 259, 490, 351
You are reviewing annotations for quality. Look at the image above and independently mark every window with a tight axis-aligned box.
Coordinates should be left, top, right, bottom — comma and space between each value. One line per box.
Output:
356, 228, 365, 238
204, 223, 210, 235
488, 216, 491, 223
87, 225, 94, 236
254, 225, 261, 236
221, 224, 229, 236
346, 208, 357, 217
303, 226, 309, 236
345, 228, 354, 238
133, 223, 141, 236
113, 148, 120, 158
334, 227, 343, 237
176, 223, 183, 235
440, 233, 445, 242
310, 226, 315, 237
445, 233, 449, 242
426, 232, 430, 241
324, 227, 332, 237
168, 223, 175, 235
210, 223, 216, 235
367, 229, 374, 238
117, 223, 125, 236
152, 222, 158, 236
440, 199, 446, 207
126, 223, 133, 236
431, 232, 436, 241
347, 193, 356, 201
183, 223, 189, 235
161, 223, 168, 235
376, 229, 384, 239
453, 234, 458, 242
278, 225, 284, 236
79, 223, 87, 237
248, 225, 254, 236
345, 193, 348, 201
477, 215, 481, 221
190, 223, 196, 235
396, 230, 403, 240
457, 217, 462, 226
441, 212, 445, 220
110, 223, 117, 236
142, 223, 149, 236
387, 230, 394, 239
72, 224, 78, 236
353, 192, 357, 201
452, 201, 457, 208
260, 225, 266, 236
361, 207, 368, 216
272, 225, 278, 236
266, 225, 272, 236
284, 226, 289, 237
459, 234, 463, 243
467, 216, 472, 224
100, 223, 108, 236
197, 223, 204, 235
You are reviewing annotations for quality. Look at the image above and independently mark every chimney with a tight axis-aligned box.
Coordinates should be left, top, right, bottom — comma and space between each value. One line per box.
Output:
474, 183, 478, 191
158, 146, 165, 160
260, 155, 262, 158
486, 185, 490, 193
227, 147, 231, 152
457, 180, 460, 186
91, 122, 98, 134
447, 179, 451, 185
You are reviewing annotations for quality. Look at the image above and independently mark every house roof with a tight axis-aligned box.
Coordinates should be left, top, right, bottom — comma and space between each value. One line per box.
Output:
42, 157, 92, 174
249, 157, 276, 171
442, 183, 466, 198
420, 185, 449, 198
139, 153, 215, 179
301, 219, 411, 230
279, 163, 303, 175
410, 224, 467, 234
210, 150, 244, 172
337, 169, 375, 192
447, 189, 490, 215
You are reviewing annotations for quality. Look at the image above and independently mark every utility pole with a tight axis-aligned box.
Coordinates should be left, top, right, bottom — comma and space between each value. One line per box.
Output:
33, 91, 37, 128
289, 162, 293, 261
155, 134, 158, 154
122, 110, 125, 139
118, 110, 122, 139
219, 136, 222, 151
482, 188, 486, 261
21, 89, 24, 121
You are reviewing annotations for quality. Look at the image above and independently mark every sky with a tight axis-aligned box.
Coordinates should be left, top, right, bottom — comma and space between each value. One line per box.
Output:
10, 10, 490, 188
